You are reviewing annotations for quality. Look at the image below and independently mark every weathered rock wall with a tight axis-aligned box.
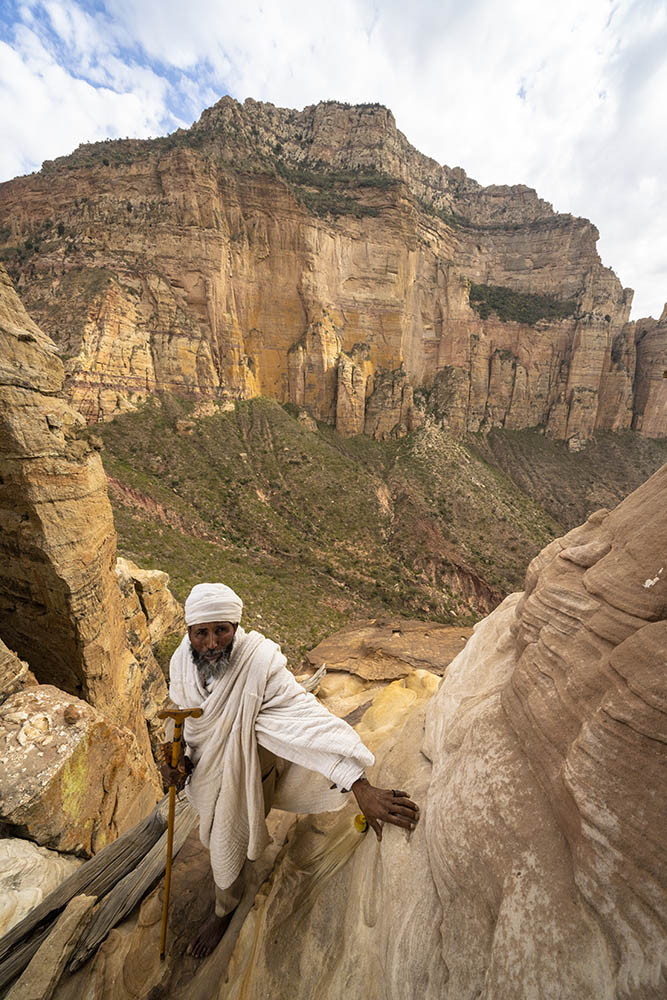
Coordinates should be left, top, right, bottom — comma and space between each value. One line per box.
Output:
217, 463, 666, 999
0, 640, 37, 706
0, 265, 152, 756
0, 99, 663, 445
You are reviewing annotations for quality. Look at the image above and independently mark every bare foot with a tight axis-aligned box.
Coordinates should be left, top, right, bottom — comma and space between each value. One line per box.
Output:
186, 910, 233, 959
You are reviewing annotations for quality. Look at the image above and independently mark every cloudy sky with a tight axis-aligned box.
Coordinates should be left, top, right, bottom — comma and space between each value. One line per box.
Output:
1, 0, 666, 318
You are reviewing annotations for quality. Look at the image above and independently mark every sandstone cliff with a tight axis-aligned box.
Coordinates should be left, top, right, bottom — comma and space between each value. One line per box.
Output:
0, 99, 664, 445
0, 265, 154, 755
211, 464, 665, 999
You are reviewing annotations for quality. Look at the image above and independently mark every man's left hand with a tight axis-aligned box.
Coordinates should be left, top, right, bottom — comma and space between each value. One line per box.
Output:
351, 778, 419, 841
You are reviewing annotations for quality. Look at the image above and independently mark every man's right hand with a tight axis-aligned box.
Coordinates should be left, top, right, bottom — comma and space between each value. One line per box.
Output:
156, 742, 192, 792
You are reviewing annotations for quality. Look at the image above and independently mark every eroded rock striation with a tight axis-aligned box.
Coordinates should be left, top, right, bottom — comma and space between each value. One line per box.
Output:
115, 556, 178, 739
0, 265, 152, 755
0, 839, 81, 938
0, 100, 664, 444
217, 464, 666, 1000
0, 640, 37, 705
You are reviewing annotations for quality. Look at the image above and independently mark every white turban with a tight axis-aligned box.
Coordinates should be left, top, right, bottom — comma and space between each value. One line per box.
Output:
185, 583, 243, 627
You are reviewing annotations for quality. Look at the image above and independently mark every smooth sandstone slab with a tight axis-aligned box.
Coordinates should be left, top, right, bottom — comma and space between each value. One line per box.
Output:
6, 894, 95, 1000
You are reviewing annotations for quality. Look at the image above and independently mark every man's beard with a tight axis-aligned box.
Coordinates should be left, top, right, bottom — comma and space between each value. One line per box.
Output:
191, 639, 234, 682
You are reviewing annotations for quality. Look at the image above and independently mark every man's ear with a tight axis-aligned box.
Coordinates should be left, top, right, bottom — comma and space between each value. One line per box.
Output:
233, 623, 239, 634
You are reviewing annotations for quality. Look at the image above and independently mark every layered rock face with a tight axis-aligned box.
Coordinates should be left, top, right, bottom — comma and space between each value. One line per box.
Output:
0, 839, 81, 938
0, 99, 663, 445
0, 265, 151, 754
0, 640, 36, 705
115, 556, 177, 740
217, 464, 666, 1000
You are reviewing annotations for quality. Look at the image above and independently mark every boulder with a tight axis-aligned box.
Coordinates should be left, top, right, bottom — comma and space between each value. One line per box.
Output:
306, 618, 473, 680
0, 686, 162, 857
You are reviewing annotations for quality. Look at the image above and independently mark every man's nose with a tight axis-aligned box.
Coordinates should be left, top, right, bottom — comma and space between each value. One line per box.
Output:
205, 633, 218, 649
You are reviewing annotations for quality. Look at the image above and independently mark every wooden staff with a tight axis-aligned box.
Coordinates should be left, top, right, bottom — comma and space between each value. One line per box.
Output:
156, 707, 202, 959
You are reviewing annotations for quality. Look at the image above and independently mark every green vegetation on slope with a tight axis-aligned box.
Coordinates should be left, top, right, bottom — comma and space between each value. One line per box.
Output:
275, 163, 394, 218
469, 283, 577, 324
474, 428, 667, 530
95, 397, 560, 665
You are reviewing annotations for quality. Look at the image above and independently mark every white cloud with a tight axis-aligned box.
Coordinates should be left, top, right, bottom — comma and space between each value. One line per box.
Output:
1, 0, 666, 317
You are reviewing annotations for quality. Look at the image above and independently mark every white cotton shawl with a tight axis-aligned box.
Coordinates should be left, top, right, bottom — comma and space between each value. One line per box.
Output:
169, 626, 373, 890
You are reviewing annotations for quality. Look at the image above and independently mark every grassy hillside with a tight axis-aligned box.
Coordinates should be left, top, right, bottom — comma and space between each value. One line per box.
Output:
475, 429, 667, 529
95, 397, 563, 665
95, 396, 665, 666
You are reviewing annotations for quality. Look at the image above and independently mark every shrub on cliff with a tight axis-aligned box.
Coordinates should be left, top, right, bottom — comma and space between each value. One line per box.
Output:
469, 283, 577, 324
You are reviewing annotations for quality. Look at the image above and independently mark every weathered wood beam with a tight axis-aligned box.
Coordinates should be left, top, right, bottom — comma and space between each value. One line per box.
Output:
69, 802, 197, 971
0, 795, 174, 990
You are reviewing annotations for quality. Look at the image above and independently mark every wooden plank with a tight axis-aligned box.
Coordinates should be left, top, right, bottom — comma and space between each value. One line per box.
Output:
69, 802, 197, 971
6, 896, 95, 1000
0, 795, 172, 988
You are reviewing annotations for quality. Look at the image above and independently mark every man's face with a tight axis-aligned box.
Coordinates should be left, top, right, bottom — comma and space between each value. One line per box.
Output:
188, 621, 237, 666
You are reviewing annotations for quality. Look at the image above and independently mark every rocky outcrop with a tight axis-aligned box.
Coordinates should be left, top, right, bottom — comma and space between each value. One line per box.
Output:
0, 265, 152, 755
629, 307, 667, 438
306, 618, 472, 680
115, 556, 179, 738
115, 558, 183, 647
0, 685, 162, 857
0, 100, 663, 445
0, 640, 37, 705
210, 464, 666, 1000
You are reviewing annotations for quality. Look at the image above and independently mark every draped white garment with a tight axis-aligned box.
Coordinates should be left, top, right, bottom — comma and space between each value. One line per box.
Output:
169, 626, 374, 889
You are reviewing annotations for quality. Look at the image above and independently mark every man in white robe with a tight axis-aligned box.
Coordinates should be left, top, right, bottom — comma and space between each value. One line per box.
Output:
165, 582, 420, 958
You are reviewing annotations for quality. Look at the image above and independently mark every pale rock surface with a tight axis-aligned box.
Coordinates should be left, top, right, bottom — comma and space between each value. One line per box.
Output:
0, 266, 154, 759
0, 685, 162, 856
0, 840, 81, 938
1, 101, 663, 443
0, 639, 37, 704
215, 464, 666, 1000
